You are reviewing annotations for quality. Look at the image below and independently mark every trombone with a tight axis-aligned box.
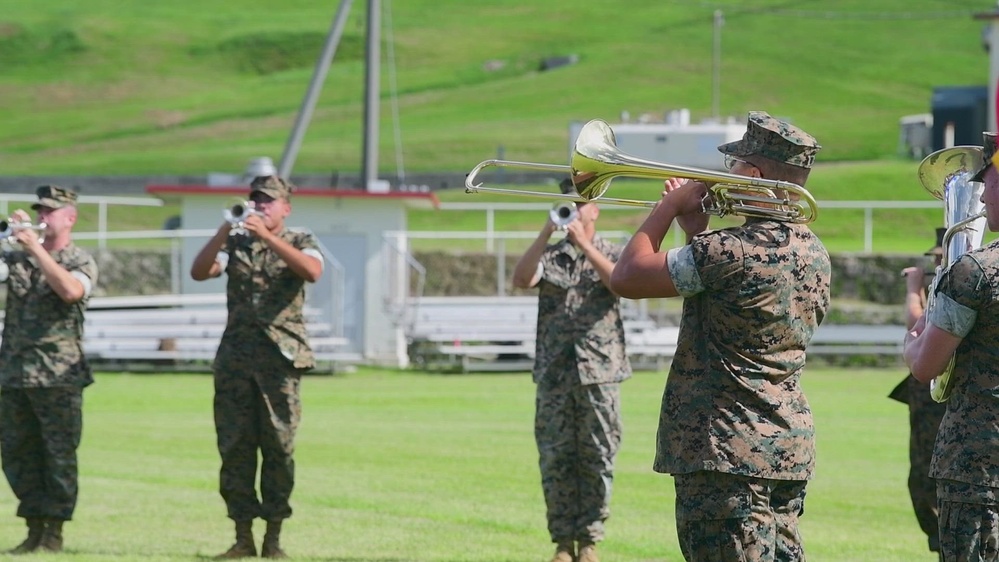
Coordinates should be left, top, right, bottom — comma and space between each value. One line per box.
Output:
465, 119, 819, 223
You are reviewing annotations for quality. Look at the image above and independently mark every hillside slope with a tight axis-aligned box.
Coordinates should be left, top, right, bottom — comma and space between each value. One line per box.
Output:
0, 1, 990, 176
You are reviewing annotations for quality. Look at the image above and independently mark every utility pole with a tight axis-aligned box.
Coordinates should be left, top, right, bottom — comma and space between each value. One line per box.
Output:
361, 0, 384, 191
712, 9, 724, 120
278, 0, 354, 180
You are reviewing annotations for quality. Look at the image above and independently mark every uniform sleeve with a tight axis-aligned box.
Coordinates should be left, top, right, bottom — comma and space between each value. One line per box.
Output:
685, 230, 745, 293
297, 231, 325, 272
929, 254, 987, 338
667, 245, 704, 297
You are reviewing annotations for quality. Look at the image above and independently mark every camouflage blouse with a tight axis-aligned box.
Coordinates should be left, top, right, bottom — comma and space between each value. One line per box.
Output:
533, 236, 632, 386
653, 221, 831, 480
0, 244, 98, 388
214, 228, 319, 370
927, 241, 999, 488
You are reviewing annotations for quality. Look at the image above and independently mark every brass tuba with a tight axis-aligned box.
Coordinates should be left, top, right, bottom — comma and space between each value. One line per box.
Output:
465, 119, 819, 223
916, 146, 987, 402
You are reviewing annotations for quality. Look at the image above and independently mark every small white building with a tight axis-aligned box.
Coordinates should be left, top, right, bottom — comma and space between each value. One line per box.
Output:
147, 184, 438, 367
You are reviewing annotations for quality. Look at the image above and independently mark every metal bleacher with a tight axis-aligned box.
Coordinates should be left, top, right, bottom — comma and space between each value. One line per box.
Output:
404, 296, 907, 372
0, 293, 357, 372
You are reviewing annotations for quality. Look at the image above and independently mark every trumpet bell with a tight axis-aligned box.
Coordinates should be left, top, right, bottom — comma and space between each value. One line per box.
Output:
0, 217, 47, 244
549, 202, 578, 230
223, 197, 260, 226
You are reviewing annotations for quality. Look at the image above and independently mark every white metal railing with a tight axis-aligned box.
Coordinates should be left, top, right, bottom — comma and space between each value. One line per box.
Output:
22, 196, 944, 255
70, 228, 346, 339
436, 200, 944, 254
0, 194, 163, 249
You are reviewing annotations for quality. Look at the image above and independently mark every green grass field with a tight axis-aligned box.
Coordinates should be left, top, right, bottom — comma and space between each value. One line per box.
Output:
0, 368, 937, 561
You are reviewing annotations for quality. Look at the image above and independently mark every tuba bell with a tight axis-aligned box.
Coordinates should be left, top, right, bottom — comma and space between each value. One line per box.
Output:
465, 119, 819, 223
916, 146, 987, 402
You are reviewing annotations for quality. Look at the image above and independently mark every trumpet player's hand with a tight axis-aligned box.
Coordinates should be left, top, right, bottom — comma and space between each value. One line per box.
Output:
565, 218, 593, 250
241, 214, 273, 242
663, 178, 709, 236
10, 209, 41, 249
902, 266, 925, 292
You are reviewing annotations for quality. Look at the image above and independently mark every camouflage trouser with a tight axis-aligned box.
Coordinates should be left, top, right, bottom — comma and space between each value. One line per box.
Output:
0, 386, 83, 521
674, 471, 807, 562
907, 376, 946, 553
214, 347, 303, 522
937, 480, 999, 562
535, 381, 621, 544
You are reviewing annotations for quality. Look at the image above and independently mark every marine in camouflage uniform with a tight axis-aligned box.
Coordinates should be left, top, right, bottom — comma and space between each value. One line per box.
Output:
511, 179, 631, 562
611, 112, 830, 561
190, 175, 324, 559
891, 227, 947, 558
905, 131, 999, 562
0, 185, 98, 554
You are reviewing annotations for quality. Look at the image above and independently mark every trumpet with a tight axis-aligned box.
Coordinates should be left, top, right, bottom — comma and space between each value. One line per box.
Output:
223, 198, 263, 228
0, 218, 47, 240
465, 118, 819, 223
549, 202, 578, 230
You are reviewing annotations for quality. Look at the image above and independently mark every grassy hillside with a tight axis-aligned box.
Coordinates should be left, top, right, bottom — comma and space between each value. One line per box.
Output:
0, 1, 991, 177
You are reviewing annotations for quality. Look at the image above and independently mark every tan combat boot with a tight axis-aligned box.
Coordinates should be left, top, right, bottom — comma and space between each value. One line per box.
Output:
550, 540, 574, 562
577, 540, 599, 562
37, 519, 63, 553
215, 520, 256, 559
8, 518, 44, 554
261, 520, 287, 559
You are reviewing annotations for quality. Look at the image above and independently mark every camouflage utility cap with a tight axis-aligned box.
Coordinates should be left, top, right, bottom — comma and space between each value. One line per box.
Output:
925, 227, 946, 257
31, 185, 78, 210
970, 132, 998, 182
250, 175, 294, 200
718, 111, 821, 169
559, 177, 577, 195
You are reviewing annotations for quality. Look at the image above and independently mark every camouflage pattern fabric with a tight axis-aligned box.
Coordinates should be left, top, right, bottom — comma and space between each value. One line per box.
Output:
0, 386, 83, 521
717, 111, 821, 169
532, 235, 631, 544
212, 226, 317, 522
0, 244, 97, 388
214, 228, 318, 370
657, 221, 829, 560
971, 132, 998, 183
674, 471, 806, 562
536, 376, 621, 543
533, 237, 631, 386
889, 374, 946, 552
929, 241, 999, 489
0, 244, 95, 523
214, 333, 303, 522
936, 479, 999, 561
655, 221, 830, 480
31, 184, 78, 210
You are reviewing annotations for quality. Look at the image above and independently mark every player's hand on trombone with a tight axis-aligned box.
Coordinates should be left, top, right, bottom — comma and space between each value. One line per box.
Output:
662, 178, 709, 236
